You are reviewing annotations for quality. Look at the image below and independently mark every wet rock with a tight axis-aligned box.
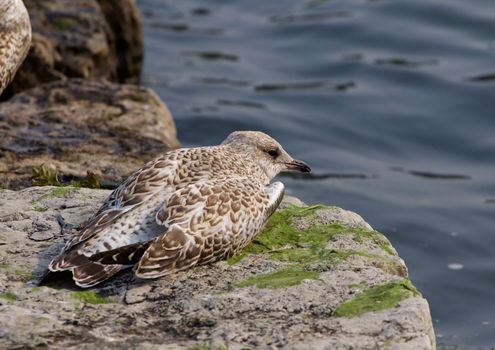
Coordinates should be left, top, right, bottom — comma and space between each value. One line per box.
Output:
0, 187, 435, 349
0, 79, 179, 189
1, 0, 143, 99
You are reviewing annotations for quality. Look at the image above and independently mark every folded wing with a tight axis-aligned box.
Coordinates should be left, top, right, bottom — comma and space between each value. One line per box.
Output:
135, 178, 284, 278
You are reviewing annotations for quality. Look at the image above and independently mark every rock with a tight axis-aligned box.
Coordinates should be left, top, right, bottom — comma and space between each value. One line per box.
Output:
0, 79, 179, 190
124, 284, 153, 305
96, 0, 143, 82
1, 0, 143, 99
0, 187, 435, 349
278, 195, 306, 209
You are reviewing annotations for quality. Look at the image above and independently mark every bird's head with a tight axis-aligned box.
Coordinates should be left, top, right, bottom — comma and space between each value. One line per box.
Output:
222, 131, 311, 180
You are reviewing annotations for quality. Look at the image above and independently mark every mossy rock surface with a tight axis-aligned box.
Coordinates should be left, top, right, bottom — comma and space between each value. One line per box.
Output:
334, 279, 420, 317
72, 291, 115, 305
233, 205, 407, 289
0, 187, 435, 350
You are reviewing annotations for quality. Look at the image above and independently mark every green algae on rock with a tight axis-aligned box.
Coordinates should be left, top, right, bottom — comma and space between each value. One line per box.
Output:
351, 228, 397, 256
234, 205, 404, 288
228, 205, 344, 265
231, 205, 396, 265
0, 263, 36, 281
237, 265, 320, 289
334, 279, 420, 317
34, 206, 48, 212
33, 186, 79, 202
0, 291, 18, 302
72, 291, 115, 305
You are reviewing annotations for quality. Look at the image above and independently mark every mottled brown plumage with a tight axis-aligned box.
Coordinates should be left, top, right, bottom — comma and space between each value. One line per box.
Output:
48, 131, 310, 287
0, 0, 31, 95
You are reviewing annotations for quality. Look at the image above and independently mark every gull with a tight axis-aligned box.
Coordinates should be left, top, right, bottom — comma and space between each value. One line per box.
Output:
47, 131, 311, 287
0, 0, 31, 95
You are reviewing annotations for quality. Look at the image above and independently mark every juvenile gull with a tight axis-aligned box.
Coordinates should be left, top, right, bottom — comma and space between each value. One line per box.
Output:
48, 131, 311, 287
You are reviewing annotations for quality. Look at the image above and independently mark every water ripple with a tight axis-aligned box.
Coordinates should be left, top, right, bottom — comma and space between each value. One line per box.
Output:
269, 11, 352, 24
191, 77, 251, 87
280, 172, 377, 180
150, 22, 223, 36
466, 72, 495, 82
184, 51, 238, 61
255, 81, 355, 92
217, 99, 267, 110
375, 58, 439, 68
391, 167, 471, 180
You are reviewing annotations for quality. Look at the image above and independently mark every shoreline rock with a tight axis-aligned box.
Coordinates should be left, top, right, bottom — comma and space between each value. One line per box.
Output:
0, 79, 179, 190
0, 186, 435, 349
1, 0, 143, 99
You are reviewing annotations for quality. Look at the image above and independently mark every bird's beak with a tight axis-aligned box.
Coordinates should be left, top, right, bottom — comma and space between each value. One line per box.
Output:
285, 159, 311, 173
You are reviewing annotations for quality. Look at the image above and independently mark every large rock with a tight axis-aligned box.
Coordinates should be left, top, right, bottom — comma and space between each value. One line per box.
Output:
0, 79, 179, 189
0, 187, 435, 349
96, 0, 143, 82
1, 0, 143, 99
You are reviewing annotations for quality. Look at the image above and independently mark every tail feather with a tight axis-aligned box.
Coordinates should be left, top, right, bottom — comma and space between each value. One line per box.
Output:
89, 240, 152, 265
48, 250, 128, 288
49, 250, 88, 272
73, 263, 124, 288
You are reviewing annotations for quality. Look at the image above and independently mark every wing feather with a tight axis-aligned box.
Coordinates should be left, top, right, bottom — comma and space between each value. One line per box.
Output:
47, 151, 182, 287
135, 178, 285, 278
57, 152, 180, 253
95, 154, 178, 216
135, 225, 203, 278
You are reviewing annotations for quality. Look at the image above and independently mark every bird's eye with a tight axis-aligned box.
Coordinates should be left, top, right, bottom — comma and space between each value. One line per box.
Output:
267, 149, 279, 157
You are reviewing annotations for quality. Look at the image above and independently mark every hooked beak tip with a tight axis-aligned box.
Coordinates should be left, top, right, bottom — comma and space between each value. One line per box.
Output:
285, 159, 311, 173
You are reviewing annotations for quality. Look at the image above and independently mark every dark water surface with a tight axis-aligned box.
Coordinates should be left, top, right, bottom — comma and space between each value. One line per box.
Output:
137, 0, 495, 347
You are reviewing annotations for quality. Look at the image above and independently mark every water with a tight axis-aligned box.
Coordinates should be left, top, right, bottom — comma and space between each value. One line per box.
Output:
137, 0, 495, 347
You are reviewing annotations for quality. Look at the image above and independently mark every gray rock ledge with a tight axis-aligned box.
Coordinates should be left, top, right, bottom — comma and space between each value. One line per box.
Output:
0, 187, 435, 349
